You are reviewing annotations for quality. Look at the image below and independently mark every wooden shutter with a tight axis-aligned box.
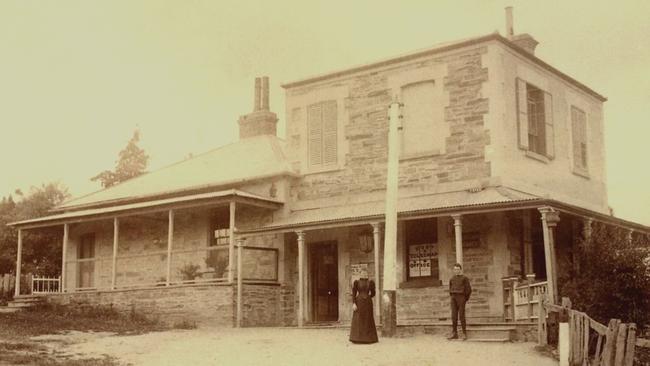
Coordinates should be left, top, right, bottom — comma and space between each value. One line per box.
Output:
516, 78, 529, 150
544, 91, 554, 159
308, 104, 323, 166
322, 101, 338, 165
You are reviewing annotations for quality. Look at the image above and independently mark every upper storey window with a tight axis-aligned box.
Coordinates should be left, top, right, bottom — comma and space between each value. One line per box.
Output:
571, 106, 589, 174
307, 100, 338, 168
400, 80, 445, 157
516, 79, 555, 160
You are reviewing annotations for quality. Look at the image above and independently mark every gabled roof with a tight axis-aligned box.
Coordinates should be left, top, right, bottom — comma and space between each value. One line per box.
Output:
281, 33, 607, 102
57, 135, 296, 212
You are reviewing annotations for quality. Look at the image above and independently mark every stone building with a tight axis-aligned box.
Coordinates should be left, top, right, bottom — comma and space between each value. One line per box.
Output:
9, 22, 649, 335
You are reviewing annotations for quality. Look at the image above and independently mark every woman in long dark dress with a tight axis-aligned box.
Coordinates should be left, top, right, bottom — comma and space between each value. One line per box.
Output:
349, 275, 378, 344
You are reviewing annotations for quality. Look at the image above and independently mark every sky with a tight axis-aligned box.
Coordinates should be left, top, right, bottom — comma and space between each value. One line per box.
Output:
0, 0, 648, 225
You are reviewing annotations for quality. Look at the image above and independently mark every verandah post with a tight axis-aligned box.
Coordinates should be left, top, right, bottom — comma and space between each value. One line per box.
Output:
296, 230, 305, 327
236, 236, 244, 328
452, 214, 463, 267
111, 217, 119, 290
371, 222, 381, 321
228, 201, 236, 283
166, 209, 174, 286
62, 223, 68, 292
14, 229, 22, 297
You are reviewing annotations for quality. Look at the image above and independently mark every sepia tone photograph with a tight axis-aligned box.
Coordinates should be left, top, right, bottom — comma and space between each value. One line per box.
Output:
0, 1, 649, 365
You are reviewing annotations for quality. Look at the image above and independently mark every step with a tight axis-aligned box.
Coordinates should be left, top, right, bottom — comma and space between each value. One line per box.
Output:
11, 297, 44, 303
465, 338, 511, 343
0, 306, 21, 313
465, 327, 515, 341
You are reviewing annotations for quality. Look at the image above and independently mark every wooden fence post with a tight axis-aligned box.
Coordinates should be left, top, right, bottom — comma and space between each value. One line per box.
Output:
623, 324, 636, 366
538, 296, 548, 346
614, 323, 628, 366
602, 319, 621, 366
582, 313, 590, 366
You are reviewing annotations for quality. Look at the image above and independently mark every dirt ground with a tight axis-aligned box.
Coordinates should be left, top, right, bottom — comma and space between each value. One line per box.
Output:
39, 327, 559, 366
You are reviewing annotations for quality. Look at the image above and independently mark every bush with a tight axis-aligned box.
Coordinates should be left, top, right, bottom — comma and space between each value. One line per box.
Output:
178, 263, 202, 282
559, 223, 650, 329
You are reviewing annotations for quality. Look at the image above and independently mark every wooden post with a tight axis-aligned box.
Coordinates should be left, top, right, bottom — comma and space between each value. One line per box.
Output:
62, 223, 68, 293
614, 323, 628, 366
560, 318, 570, 366
583, 314, 590, 366
236, 236, 244, 328
371, 222, 381, 320
623, 324, 636, 366
381, 101, 401, 338
296, 230, 305, 327
538, 207, 560, 304
166, 209, 174, 286
602, 319, 621, 366
523, 210, 534, 274
452, 214, 463, 267
595, 334, 604, 366
228, 201, 236, 283
538, 296, 547, 346
14, 229, 22, 297
111, 217, 119, 290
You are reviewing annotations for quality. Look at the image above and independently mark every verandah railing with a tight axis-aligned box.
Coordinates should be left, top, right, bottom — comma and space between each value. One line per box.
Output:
502, 275, 548, 322
32, 276, 61, 294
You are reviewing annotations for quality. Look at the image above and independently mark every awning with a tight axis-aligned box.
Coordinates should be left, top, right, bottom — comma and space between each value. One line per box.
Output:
241, 187, 542, 233
9, 189, 283, 229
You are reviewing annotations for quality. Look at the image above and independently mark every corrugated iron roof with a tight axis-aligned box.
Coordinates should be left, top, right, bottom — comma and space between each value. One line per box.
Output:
250, 186, 541, 231
10, 189, 283, 228
57, 135, 295, 211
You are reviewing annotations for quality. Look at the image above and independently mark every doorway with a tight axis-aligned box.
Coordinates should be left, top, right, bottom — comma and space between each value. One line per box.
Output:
309, 241, 339, 322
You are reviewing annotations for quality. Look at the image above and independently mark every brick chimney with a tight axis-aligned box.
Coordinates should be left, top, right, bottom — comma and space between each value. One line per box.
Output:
505, 6, 539, 55
238, 76, 278, 139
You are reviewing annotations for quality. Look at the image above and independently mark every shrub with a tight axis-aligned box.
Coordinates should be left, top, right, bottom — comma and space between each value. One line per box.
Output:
178, 263, 202, 282
559, 222, 650, 329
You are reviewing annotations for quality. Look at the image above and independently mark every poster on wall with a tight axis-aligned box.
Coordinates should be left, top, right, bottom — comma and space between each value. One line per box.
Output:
408, 243, 436, 278
350, 263, 368, 285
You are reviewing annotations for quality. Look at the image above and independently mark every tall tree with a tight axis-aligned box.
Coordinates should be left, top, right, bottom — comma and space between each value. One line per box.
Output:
0, 183, 69, 275
91, 129, 149, 188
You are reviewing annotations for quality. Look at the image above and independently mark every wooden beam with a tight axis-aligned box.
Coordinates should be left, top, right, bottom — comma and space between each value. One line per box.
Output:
111, 217, 119, 290
228, 201, 236, 283
614, 323, 628, 366
296, 230, 305, 327
14, 229, 22, 297
623, 323, 636, 366
166, 210, 174, 286
62, 224, 68, 293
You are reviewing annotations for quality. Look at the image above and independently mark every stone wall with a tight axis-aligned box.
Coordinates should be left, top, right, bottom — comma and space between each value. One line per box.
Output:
240, 283, 281, 326
285, 45, 491, 204
47, 283, 235, 327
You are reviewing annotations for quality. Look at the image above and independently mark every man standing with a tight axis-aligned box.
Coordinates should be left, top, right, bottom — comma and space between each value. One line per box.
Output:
448, 263, 472, 340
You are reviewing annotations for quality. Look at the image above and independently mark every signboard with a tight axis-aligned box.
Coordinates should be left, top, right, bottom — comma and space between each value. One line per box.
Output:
408, 243, 437, 278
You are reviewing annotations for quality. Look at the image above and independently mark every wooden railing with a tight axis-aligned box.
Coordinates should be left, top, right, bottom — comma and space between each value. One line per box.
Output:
502, 275, 547, 322
539, 297, 648, 366
32, 276, 61, 294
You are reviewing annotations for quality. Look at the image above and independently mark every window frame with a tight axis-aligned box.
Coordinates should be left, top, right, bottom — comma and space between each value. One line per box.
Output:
403, 218, 440, 285
307, 100, 338, 171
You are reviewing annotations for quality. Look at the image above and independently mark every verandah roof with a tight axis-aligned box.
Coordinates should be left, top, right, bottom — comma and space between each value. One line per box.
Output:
9, 189, 283, 229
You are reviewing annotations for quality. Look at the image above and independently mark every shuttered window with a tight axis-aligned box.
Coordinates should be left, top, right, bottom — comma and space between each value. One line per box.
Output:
571, 106, 588, 171
307, 100, 338, 167
516, 78, 554, 159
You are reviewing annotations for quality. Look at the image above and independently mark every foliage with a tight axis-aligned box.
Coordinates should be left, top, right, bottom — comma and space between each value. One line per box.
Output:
91, 129, 149, 188
559, 222, 650, 329
0, 183, 69, 275
178, 263, 202, 281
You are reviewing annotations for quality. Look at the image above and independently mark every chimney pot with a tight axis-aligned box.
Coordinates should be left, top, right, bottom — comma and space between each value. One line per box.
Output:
261, 76, 269, 111
505, 6, 514, 39
254, 78, 261, 111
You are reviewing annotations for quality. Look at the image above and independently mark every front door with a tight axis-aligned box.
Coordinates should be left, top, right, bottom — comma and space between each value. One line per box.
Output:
77, 233, 96, 289
310, 241, 339, 322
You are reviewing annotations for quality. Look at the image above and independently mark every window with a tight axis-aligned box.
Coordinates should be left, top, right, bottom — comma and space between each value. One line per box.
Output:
307, 100, 337, 168
571, 106, 588, 173
516, 78, 555, 159
404, 218, 439, 281
210, 214, 230, 247
78, 233, 95, 259
400, 80, 445, 157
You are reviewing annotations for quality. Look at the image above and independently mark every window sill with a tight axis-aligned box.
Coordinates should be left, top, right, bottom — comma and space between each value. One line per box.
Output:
399, 278, 442, 289
572, 168, 590, 179
525, 150, 550, 164
399, 149, 442, 162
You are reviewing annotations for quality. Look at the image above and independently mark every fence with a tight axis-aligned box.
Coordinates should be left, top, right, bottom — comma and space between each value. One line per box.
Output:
0, 273, 35, 298
502, 276, 548, 322
540, 297, 650, 366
